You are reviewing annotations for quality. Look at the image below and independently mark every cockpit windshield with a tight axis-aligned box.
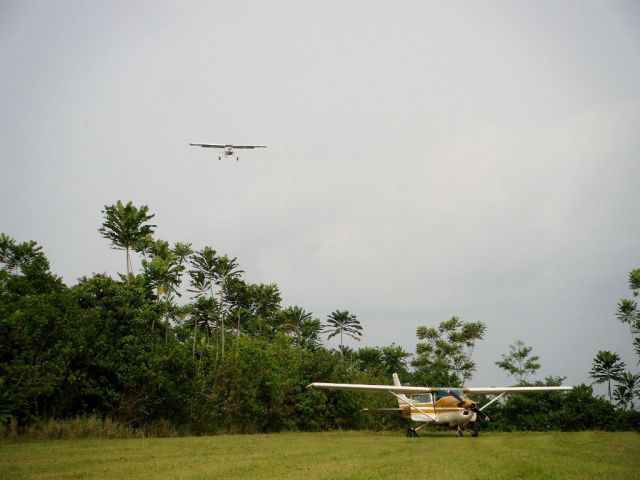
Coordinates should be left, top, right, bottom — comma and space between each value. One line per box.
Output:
434, 389, 463, 401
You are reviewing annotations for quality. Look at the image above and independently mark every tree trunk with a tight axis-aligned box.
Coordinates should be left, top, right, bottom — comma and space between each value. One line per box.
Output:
219, 280, 225, 360
125, 247, 131, 277
192, 318, 197, 357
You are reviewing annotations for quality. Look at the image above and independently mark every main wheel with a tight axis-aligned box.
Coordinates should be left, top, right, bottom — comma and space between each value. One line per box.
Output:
470, 421, 479, 438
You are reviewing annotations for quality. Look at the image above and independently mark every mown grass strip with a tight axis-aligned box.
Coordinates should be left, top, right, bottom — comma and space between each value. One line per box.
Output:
1, 431, 639, 479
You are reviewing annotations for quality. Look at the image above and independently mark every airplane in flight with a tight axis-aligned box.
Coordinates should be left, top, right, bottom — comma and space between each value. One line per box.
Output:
189, 142, 267, 161
308, 373, 572, 437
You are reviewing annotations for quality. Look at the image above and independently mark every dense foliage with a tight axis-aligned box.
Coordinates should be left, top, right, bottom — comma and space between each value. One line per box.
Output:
1, 203, 638, 436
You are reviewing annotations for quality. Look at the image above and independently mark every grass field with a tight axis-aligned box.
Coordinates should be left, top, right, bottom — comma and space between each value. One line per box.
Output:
1, 431, 639, 479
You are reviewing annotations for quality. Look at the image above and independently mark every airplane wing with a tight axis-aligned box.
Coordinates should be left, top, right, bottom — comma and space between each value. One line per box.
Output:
308, 382, 572, 395
231, 145, 267, 149
307, 382, 435, 394
190, 143, 226, 148
463, 386, 573, 394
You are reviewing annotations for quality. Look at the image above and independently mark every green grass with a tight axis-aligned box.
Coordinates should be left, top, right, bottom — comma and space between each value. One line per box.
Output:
1, 431, 639, 479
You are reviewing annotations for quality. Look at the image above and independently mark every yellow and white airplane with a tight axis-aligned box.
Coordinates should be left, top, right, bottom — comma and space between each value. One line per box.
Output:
308, 374, 572, 437
189, 142, 266, 161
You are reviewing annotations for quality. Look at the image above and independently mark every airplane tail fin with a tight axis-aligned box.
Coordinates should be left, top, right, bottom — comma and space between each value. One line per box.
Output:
392, 373, 410, 407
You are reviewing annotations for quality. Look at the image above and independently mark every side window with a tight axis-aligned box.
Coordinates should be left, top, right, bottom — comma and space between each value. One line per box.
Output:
411, 393, 432, 403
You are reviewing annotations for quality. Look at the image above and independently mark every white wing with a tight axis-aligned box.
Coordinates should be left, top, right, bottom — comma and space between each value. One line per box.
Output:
231, 145, 267, 149
463, 386, 573, 394
190, 143, 226, 148
308, 382, 435, 394
308, 382, 572, 395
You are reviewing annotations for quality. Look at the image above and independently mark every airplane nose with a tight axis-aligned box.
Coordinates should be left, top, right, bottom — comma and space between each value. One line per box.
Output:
463, 400, 476, 410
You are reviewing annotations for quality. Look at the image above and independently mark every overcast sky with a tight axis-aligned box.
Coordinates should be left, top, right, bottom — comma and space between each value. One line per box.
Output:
2, 1, 639, 388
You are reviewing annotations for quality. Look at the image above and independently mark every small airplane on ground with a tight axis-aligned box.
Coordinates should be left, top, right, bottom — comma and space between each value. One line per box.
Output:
189, 142, 267, 161
308, 374, 572, 437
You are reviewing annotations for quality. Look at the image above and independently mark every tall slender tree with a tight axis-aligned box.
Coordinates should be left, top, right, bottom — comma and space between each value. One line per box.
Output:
616, 268, 640, 363
324, 310, 363, 355
189, 246, 218, 298
213, 255, 243, 359
612, 372, 640, 410
99, 201, 156, 276
188, 296, 219, 356
278, 306, 313, 350
589, 350, 626, 403
616, 299, 639, 338
250, 283, 282, 334
188, 247, 218, 355
141, 240, 192, 338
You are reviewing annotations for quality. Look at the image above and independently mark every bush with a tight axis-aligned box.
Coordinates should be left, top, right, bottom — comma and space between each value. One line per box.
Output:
9, 415, 139, 440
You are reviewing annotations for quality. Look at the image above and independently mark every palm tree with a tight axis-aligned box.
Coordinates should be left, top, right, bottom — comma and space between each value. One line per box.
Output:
99, 201, 156, 276
213, 255, 244, 359
278, 306, 313, 350
251, 284, 282, 325
616, 299, 639, 339
142, 240, 192, 337
629, 268, 640, 296
188, 246, 218, 347
0, 234, 44, 274
187, 296, 219, 356
613, 372, 640, 410
223, 277, 253, 344
245, 283, 281, 337
589, 350, 626, 403
324, 310, 363, 355
189, 247, 218, 297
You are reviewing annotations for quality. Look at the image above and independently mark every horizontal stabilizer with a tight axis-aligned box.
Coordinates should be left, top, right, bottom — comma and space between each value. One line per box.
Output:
363, 407, 404, 415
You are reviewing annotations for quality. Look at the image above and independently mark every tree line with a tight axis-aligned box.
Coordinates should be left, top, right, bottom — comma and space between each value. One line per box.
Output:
0, 201, 638, 436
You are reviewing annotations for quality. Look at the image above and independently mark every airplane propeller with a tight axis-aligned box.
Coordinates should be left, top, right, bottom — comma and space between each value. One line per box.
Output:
445, 390, 490, 421
470, 404, 490, 421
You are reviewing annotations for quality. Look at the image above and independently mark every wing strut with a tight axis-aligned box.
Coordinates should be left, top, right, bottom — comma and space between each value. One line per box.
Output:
387, 390, 437, 423
479, 392, 506, 412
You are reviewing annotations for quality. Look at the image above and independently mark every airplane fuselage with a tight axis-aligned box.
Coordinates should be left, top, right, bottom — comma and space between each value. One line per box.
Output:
402, 395, 478, 427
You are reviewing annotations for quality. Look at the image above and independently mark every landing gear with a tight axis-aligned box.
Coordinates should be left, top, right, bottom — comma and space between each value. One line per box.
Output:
455, 422, 479, 438
406, 427, 418, 438
218, 156, 221, 160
